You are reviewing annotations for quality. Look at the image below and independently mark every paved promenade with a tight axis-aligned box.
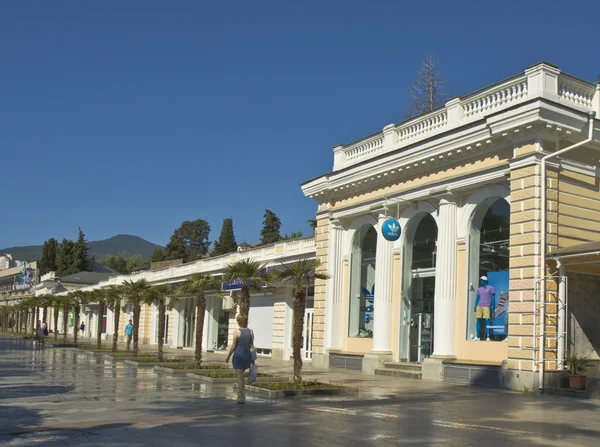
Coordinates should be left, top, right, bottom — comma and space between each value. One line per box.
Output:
1, 334, 600, 446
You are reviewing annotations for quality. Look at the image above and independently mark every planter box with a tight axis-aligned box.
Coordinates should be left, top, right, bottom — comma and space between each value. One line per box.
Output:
186, 373, 286, 384
124, 360, 193, 368
569, 374, 587, 390
153, 366, 204, 375
246, 384, 358, 398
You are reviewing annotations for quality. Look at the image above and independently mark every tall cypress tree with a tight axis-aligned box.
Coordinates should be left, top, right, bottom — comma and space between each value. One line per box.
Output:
212, 218, 237, 256
56, 239, 77, 276
39, 238, 58, 275
73, 227, 94, 272
259, 209, 282, 245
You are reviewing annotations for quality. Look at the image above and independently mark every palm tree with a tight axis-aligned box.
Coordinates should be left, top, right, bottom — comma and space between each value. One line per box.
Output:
89, 289, 106, 350
58, 294, 71, 343
150, 284, 175, 362
175, 274, 222, 367
70, 291, 93, 346
60, 293, 78, 343
103, 285, 125, 352
273, 259, 329, 382
121, 279, 154, 356
222, 259, 271, 319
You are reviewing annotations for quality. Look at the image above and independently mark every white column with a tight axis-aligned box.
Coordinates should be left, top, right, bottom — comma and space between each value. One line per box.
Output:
325, 221, 344, 351
372, 214, 394, 353
433, 195, 458, 357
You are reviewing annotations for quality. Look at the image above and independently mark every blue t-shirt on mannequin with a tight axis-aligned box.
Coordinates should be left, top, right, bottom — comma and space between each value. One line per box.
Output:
474, 275, 495, 341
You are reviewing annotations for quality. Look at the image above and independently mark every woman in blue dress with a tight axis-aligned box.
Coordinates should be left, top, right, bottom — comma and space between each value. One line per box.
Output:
226, 314, 254, 404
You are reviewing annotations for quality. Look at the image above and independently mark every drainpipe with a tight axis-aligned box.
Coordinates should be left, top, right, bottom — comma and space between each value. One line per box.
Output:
539, 111, 596, 390
556, 260, 565, 370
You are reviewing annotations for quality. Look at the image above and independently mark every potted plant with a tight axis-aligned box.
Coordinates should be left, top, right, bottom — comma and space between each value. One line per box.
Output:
566, 352, 591, 390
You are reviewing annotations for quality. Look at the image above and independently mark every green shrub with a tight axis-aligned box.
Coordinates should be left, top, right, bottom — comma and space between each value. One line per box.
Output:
253, 380, 343, 390
166, 363, 227, 370
197, 371, 272, 379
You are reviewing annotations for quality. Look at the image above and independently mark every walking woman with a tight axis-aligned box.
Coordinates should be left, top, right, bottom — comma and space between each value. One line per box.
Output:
37, 321, 47, 347
225, 314, 254, 404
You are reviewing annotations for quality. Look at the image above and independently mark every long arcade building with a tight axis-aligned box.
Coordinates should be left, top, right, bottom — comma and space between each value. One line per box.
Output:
7, 238, 316, 361
302, 62, 600, 391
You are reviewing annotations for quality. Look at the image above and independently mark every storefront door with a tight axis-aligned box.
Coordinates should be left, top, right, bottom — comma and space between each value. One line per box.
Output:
409, 270, 435, 362
302, 308, 314, 361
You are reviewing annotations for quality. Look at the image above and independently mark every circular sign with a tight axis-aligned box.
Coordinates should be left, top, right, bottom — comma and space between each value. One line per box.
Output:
382, 218, 401, 241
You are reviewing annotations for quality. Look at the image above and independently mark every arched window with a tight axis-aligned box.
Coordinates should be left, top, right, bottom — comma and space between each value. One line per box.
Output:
348, 225, 377, 338
467, 198, 510, 341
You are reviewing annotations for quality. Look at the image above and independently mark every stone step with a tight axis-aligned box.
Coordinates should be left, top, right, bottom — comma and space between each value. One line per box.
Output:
382, 362, 423, 371
374, 368, 422, 380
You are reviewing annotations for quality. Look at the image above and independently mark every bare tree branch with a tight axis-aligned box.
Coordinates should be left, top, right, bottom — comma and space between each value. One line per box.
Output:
406, 54, 447, 118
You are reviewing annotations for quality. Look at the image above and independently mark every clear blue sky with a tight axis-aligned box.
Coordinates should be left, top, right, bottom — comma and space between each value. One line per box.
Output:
1, 0, 599, 249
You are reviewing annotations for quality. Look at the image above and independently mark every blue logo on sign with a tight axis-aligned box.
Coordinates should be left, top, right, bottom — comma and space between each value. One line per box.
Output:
382, 218, 401, 241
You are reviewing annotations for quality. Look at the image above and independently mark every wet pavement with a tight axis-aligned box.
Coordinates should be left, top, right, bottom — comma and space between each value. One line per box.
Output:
1, 334, 600, 446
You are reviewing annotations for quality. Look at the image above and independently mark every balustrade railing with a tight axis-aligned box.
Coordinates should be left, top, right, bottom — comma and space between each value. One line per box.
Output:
558, 75, 595, 108
335, 64, 598, 170
397, 108, 447, 144
463, 77, 528, 119
344, 134, 385, 163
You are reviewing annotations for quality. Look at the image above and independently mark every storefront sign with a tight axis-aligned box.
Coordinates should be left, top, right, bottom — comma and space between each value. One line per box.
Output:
382, 218, 401, 241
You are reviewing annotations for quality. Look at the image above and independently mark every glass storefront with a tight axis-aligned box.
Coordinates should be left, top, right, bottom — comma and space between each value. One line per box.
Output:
467, 199, 510, 341
348, 225, 377, 338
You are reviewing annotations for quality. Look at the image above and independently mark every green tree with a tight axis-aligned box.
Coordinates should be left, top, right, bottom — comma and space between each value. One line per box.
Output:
274, 259, 329, 382
175, 274, 222, 367
259, 210, 282, 245
127, 254, 149, 272
165, 236, 186, 261
56, 239, 77, 276
98, 254, 129, 274
212, 218, 237, 256
223, 259, 271, 320
165, 219, 211, 262
121, 279, 154, 356
307, 220, 317, 235
74, 227, 94, 272
38, 238, 58, 275
151, 248, 166, 262
282, 232, 303, 240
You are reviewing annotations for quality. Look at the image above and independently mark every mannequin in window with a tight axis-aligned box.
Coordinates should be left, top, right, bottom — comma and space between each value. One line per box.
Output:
473, 275, 495, 341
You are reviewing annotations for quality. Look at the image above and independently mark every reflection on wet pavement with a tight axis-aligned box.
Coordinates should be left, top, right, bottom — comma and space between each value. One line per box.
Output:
2, 334, 600, 446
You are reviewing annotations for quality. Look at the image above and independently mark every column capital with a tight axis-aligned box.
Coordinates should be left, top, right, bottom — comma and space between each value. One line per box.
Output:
329, 218, 345, 230
431, 189, 458, 206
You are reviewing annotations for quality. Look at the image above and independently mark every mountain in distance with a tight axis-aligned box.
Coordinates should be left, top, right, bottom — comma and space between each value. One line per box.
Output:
0, 234, 163, 263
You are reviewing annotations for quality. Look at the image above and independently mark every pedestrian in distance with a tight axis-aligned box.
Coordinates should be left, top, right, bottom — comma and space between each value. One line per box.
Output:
79, 322, 85, 336
125, 319, 134, 351
225, 314, 255, 404
37, 321, 47, 347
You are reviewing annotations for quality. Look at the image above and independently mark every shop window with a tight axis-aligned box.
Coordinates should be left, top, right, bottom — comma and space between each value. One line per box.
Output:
467, 199, 510, 341
348, 225, 377, 338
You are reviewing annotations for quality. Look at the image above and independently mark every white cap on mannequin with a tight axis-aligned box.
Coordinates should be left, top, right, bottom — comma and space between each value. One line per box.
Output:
480, 276, 488, 281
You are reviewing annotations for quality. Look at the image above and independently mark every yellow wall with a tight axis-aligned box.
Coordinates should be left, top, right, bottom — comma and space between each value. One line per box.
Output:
556, 167, 600, 248
331, 147, 513, 212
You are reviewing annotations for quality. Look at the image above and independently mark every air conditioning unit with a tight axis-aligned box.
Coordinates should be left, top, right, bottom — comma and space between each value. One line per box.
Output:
222, 295, 235, 311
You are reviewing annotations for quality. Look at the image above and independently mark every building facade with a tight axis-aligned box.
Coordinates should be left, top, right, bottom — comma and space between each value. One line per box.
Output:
29, 237, 316, 361
302, 62, 600, 390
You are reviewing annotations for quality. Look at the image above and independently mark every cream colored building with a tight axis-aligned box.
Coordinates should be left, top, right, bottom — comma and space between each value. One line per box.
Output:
302, 62, 600, 391
32, 238, 316, 361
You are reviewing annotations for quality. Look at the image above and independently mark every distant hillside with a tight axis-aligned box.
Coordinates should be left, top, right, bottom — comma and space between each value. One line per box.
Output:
0, 234, 163, 263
